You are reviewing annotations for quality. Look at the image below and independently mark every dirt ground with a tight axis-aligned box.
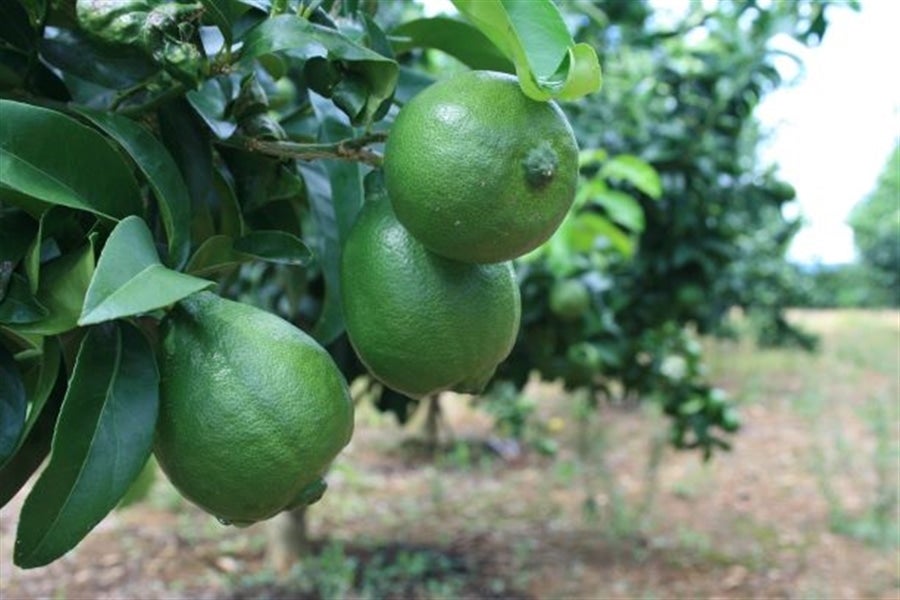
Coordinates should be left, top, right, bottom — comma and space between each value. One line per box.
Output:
1, 310, 898, 599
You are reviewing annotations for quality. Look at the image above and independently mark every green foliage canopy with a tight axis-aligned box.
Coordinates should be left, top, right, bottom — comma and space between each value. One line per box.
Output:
849, 143, 900, 305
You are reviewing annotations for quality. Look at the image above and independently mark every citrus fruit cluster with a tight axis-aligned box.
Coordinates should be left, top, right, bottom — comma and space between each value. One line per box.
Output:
153, 292, 354, 526
342, 71, 579, 399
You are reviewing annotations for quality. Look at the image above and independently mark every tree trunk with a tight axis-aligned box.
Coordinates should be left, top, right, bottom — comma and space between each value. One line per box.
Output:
266, 506, 309, 574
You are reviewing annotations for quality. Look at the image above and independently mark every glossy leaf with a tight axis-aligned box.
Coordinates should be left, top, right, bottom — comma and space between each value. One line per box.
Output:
199, 0, 251, 46
15, 322, 159, 568
0, 272, 46, 325
78, 216, 212, 326
233, 230, 312, 266
40, 28, 159, 90
10, 244, 94, 335
309, 94, 364, 240
451, 0, 600, 101
23, 206, 86, 294
158, 100, 218, 243
240, 14, 398, 125
0, 369, 62, 508
76, 109, 193, 268
391, 17, 514, 73
184, 235, 245, 276
300, 163, 343, 344
0, 337, 61, 470
0, 101, 142, 220
0, 343, 26, 463
186, 74, 241, 140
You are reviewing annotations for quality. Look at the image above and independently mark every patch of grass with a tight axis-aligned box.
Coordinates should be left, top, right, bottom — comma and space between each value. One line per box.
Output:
222, 541, 531, 600
658, 526, 738, 569
670, 462, 714, 500
811, 392, 900, 549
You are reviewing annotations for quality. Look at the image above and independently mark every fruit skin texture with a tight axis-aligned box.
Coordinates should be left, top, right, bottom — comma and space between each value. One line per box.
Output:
153, 292, 354, 526
341, 197, 521, 398
384, 70, 579, 264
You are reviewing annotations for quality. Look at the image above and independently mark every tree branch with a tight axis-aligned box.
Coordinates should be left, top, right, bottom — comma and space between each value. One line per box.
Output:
221, 132, 388, 167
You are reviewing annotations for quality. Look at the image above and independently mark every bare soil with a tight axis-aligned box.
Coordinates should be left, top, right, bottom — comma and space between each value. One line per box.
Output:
1, 310, 898, 599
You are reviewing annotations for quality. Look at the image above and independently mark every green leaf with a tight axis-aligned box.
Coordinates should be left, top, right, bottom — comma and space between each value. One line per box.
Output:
0, 101, 142, 220
0, 343, 26, 464
233, 230, 312, 265
451, 0, 601, 101
300, 163, 344, 344
304, 95, 364, 345
0, 208, 37, 263
10, 243, 94, 335
240, 14, 398, 125
391, 17, 514, 73
591, 189, 645, 232
23, 206, 88, 295
199, 0, 249, 46
0, 325, 42, 354
1, 337, 61, 470
600, 155, 662, 200
78, 216, 213, 326
15, 322, 159, 568
40, 28, 159, 90
184, 235, 243, 276
116, 456, 156, 510
75, 109, 193, 268
0, 368, 62, 508
186, 74, 241, 140
569, 213, 634, 257
309, 94, 364, 240
0, 273, 47, 324
157, 100, 218, 243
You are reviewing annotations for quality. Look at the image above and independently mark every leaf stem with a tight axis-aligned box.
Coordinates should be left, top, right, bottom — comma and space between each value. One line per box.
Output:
222, 132, 388, 167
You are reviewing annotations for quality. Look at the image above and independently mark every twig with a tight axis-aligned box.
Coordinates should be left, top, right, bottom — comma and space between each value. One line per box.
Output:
222, 132, 388, 167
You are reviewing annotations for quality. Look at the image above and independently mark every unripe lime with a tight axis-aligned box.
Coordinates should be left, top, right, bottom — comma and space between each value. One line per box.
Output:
154, 292, 354, 526
341, 197, 521, 398
384, 70, 578, 264
550, 279, 591, 320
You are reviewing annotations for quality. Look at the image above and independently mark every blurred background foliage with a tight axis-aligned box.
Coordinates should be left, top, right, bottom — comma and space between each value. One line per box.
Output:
227, 0, 890, 458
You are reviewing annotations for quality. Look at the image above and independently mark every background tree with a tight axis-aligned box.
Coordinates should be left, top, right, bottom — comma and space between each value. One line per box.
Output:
848, 142, 900, 306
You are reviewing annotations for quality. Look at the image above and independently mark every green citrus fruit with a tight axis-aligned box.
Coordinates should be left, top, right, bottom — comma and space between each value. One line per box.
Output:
550, 279, 591, 320
341, 197, 521, 398
384, 70, 579, 264
153, 292, 354, 526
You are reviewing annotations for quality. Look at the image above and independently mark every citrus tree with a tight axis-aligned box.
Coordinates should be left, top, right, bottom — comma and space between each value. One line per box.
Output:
0, 0, 605, 568
849, 142, 900, 306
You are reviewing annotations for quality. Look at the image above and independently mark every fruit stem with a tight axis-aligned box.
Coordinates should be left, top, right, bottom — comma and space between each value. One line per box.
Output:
224, 132, 387, 166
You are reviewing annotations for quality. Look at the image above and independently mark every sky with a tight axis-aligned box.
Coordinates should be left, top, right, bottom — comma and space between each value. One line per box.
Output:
756, 0, 900, 265
422, 0, 900, 265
